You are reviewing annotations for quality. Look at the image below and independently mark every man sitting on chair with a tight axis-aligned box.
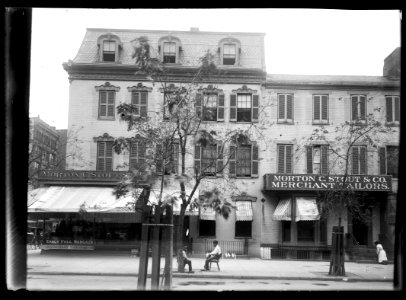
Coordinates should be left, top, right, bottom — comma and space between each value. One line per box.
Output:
203, 240, 222, 271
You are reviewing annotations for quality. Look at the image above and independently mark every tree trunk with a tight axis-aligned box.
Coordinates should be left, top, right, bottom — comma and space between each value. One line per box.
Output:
329, 226, 346, 276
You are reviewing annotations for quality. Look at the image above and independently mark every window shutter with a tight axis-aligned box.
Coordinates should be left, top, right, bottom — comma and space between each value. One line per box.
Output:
105, 142, 113, 171
195, 93, 202, 119
230, 94, 237, 122
97, 142, 105, 171
216, 144, 223, 175
172, 143, 179, 174
360, 96, 366, 120
107, 91, 115, 117
138, 142, 146, 171
306, 146, 313, 174
286, 94, 293, 120
278, 95, 285, 119
229, 145, 236, 177
278, 145, 285, 173
379, 147, 387, 175
351, 96, 358, 121
386, 97, 393, 122
251, 144, 259, 177
217, 94, 225, 121
99, 92, 107, 117
140, 92, 148, 117
194, 145, 201, 176
285, 145, 292, 173
252, 94, 259, 122
155, 144, 163, 173
321, 95, 328, 121
394, 97, 400, 122
130, 142, 138, 169
360, 146, 366, 175
352, 147, 359, 175
321, 145, 328, 174
313, 96, 320, 121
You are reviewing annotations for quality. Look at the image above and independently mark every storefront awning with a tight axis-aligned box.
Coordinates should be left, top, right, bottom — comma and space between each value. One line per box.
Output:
28, 186, 143, 213
272, 198, 292, 221
199, 206, 216, 220
236, 201, 253, 221
295, 197, 320, 221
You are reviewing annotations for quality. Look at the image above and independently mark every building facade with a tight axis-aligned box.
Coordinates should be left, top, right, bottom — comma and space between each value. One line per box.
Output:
29, 28, 399, 259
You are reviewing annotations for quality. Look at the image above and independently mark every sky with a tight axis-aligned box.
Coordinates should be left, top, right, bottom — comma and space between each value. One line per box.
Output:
29, 8, 401, 130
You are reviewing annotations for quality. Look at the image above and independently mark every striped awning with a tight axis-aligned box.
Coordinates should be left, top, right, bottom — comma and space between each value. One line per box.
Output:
236, 201, 253, 221
295, 197, 320, 221
272, 198, 292, 221
199, 206, 216, 220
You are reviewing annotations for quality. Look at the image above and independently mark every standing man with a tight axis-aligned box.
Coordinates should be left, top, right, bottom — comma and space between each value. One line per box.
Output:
203, 240, 222, 271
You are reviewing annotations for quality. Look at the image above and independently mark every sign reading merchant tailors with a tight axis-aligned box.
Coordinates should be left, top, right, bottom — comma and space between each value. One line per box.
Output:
264, 174, 392, 191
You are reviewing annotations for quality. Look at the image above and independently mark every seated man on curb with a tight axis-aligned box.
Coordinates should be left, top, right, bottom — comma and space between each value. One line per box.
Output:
182, 246, 193, 273
202, 240, 222, 271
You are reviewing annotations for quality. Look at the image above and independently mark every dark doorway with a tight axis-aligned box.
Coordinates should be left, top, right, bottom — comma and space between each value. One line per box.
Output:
352, 217, 369, 245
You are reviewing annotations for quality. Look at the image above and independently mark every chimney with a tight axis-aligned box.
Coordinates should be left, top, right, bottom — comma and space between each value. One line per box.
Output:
190, 27, 199, 32
383, 47, 401, 79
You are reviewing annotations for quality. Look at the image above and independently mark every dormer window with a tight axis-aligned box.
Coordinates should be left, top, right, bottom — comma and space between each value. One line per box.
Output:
97, 33, 122, 63
163, 42, 176, 63
158, 36, 182, 64
103, 40, 116, 62
223, 44, 236, 65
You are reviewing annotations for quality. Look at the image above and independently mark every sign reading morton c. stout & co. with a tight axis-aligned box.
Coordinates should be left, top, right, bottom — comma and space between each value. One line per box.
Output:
263, 174, 392, 191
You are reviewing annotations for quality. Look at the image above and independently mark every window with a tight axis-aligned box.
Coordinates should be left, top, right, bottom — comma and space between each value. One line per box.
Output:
277, 144, 293, 174
351, 146, 367, 175
194, 144, 223, 177
163, 42, 176, 63
223, 43, 236, 65
351, 95, 367, 122
235, 221, 252, 238
306, 145, 328, 174
379, 146, 399, 178
163, 92, 176, 121
230, 93, 259, 123
229, 144, 258, 178
313, 95, 329, 123
278, 94, 294, 123
386, 96, 400, 124
98, 91, 116, 119
282, 221, 291, 242
130, 141, 146, 171
156, 143, 179, 175
203, 94, 218, 121
297, 221, 315, 242
131, 92, 148, 117
199, 220, 216, 237
195, 93, 225, 122
103, 40, 116, 62
97, 141, 113, 171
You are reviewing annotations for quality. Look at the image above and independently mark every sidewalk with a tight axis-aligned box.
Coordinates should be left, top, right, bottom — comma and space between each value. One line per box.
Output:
27, 249, 394, 282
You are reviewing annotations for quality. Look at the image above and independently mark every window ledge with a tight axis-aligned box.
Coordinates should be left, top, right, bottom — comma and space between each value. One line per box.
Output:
234, 236, 252, 239
385, 122, 400, 127
98, 117, 116, 121
277, 121, 294, 125
312, 121, 329, 125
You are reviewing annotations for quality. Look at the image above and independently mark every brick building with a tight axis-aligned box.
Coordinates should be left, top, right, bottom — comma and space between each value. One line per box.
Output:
28, 28, 399, 260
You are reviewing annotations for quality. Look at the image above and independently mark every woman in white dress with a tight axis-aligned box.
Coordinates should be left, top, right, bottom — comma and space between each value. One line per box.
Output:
374, 240, 388, 264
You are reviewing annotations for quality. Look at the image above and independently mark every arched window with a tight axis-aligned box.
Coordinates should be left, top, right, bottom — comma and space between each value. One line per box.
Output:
158, 36, 182, 64
97, 33, 123, 63
218, 37, 241, 66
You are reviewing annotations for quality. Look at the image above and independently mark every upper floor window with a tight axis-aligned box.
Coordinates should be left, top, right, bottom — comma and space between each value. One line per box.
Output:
156, 142, 179, 175
278, 94, 294, 123
379, 145, 399, 178
313, 95, 329, 124
230, 86, 259, 123
386, 96, 400, 124
229, 144, 259, 178
97, 141, 113, 171
195, 89, 225, 122
158, 36, 181, 64
351, 95, 367, 122
306, 145, 328, 174
95, 82, 120, 120
351, 146, 367, 175
97, 34, 122, 63
223, 44, 236, 65
130, 141, 146, 171
194, 143, 223, 177
131, 92, 148, 117
218, 37, 241, 66
277, 144, 293, 174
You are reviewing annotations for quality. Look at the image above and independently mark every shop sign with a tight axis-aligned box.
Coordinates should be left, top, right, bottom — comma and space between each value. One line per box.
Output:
42, 239, 95, 250
264, 174, 392, 191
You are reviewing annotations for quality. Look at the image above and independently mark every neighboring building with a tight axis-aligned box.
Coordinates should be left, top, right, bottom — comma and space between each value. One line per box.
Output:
56, 129, 68, 171
28, 117, 60, 189
28, 28, 399, 260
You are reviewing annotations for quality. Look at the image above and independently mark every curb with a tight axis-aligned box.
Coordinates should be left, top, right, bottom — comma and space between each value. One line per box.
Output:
27, 271, 394, 282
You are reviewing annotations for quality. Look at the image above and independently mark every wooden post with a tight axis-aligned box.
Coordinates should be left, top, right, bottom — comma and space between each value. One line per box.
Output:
329, 226, 345, 276
163, 205, 173, 290
137, 188, 151, 290
150, 205, 161, 290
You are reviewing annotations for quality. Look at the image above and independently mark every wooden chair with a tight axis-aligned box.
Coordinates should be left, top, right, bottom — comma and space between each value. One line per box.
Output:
209, 253, 222, 271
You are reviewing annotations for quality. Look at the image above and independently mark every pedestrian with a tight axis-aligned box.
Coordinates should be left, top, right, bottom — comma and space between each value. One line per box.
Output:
203, 240, 222, 271
182, 246, 193, 273
374, 240, 388, 265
